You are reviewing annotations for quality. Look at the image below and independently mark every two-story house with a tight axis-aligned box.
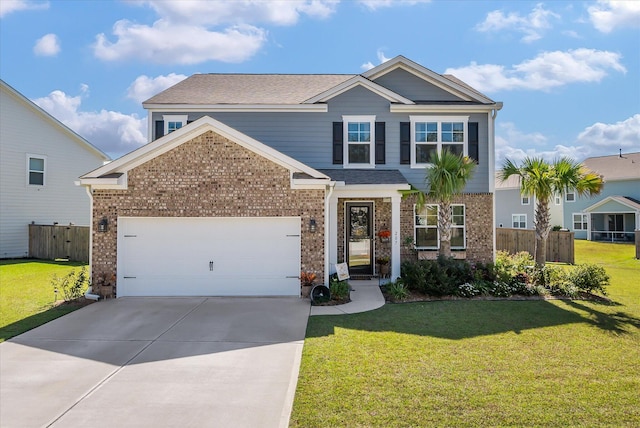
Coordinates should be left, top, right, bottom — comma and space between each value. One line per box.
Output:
0, 80, 110, 259
565, 152, 640, 241
79, 56, 502, 297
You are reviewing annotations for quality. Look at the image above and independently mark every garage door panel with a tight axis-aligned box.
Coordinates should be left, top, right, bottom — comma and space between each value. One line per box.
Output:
117, 217, 301, 297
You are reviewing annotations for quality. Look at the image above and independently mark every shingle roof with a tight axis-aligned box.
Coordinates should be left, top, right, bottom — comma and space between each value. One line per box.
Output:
144, 74, 356, 105
317, 169, 409, 185
582, 152, 640, 181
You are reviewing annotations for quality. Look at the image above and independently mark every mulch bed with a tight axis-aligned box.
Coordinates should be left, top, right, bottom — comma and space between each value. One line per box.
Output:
382, 290, 612, 304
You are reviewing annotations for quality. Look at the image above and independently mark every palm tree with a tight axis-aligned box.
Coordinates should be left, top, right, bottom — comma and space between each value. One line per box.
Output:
500, 156, 603, 266
425, 150, 476, 258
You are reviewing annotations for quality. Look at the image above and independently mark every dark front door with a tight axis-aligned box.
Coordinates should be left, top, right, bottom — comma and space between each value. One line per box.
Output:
346, 202, 373, 275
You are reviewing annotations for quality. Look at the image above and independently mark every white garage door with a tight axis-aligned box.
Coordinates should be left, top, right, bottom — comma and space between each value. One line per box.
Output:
117, 217, 301, 297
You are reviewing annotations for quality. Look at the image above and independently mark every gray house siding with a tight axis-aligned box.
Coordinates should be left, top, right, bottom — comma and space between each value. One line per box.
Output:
150, 86, 491, 193
564, 179, 640, 239
372, 68, 463, 102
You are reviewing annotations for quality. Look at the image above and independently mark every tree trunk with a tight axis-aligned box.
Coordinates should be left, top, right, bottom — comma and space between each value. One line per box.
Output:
534, 197, 551, 266
439, 201, 452, 259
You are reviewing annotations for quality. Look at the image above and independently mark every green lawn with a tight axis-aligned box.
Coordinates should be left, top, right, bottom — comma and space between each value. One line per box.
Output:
0, 259, 87, 342
291, 241, 640, 427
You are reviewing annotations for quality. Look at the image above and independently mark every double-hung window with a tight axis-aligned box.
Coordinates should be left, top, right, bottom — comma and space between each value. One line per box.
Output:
411, 116, 468, 167
565, 192, 575, 202
343, 115, 375, 168
573, 213, 588, 230
512, 214, 527, 229
163, 115, 188, 135
27, 155, 45, 186
414, 204, 466, 250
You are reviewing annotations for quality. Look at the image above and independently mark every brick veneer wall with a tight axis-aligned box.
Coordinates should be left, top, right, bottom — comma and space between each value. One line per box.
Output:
400, 193, 494, 264
91, 130, 325, 296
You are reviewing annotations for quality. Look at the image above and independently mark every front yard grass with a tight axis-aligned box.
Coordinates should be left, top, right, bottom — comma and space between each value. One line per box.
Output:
0, 259, 87, 342
291, 241, 640, 427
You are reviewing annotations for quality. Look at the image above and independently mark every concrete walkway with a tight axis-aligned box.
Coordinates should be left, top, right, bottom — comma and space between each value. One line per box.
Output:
310, 279, 386, 316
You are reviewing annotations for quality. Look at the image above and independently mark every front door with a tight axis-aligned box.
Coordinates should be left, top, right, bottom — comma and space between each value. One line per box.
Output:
346, 202, 373, 275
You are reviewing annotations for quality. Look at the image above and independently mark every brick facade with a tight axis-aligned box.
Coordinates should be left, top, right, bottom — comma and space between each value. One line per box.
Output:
91, 130, 325, 296
400, 193, 494, 264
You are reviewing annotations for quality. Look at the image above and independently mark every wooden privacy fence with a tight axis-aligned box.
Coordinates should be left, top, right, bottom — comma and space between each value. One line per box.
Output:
29, 224, 90, 263
496, 228, 574, 264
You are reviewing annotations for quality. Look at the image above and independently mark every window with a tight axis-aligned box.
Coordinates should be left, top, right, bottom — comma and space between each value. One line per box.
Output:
414, 204, 466, 249
343, 115, 375, 168
521, 195, 530, 205
565, 192, 575, 202
512, 214, 527, 229
163, 115, 188, 135
410, 116, 468, 167
555, 194, 561, 205
573, 213, 588, 230
27, 155, 45, 186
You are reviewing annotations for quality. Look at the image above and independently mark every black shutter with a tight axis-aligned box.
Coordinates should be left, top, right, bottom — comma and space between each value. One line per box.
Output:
400, 122, 411, 164
468, 122, 479, 163
333, 122, 343, 164
375, 122, 386, 164
155, 120, 164, 140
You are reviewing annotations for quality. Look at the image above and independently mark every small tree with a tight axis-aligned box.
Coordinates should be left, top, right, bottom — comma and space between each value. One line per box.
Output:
500, 156, 603, 266
425, 150, 476, 258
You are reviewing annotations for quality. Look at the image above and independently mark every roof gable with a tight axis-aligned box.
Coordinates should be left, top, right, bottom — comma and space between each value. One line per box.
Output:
363, 55, 494, 104
1, 79, 110, 161
303, 75, 413, 104
584, 195, 640, 213
80, 116, 328, 186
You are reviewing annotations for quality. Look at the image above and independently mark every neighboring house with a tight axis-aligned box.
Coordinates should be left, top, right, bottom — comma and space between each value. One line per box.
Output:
495, 174, 564, 230
565, 152, 640, 241
79, 56, 503, 297
0, 80, 110, 259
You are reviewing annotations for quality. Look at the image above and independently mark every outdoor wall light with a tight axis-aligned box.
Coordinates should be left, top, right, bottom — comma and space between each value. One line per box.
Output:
309, 218, 317, 233
98, 217, 108, 233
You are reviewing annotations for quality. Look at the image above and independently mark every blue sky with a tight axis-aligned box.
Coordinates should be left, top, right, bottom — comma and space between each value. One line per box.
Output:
1, 0, 638, 163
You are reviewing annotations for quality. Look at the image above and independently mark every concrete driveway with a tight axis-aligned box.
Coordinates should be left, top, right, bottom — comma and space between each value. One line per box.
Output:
0, 297, 310, 428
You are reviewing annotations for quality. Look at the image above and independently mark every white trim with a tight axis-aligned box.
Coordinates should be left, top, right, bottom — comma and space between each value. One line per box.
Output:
304, 76, 414, 105
583, 195, 640, 213
80, 116, 329, 188
409, 115, 469, 168
343, 115, 376, 169
414, 204, 439, 250
521, 195, 530, 205
26, 153, 46, 186
343, 200, 376, 274
391, 104, 501, 113
144, 104, 328, 112
565, 192, 576, 202
162, 115, 188, 135
572, 213, 588, 231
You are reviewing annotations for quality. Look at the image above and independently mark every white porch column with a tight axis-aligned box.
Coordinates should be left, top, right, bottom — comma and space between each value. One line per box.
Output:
391, 194, 402, 281
326, 189, 339, 285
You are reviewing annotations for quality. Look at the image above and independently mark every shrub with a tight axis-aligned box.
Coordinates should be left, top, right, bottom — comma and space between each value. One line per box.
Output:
457, 282, 480, 298
565, 263, 610, 296
386, 280, 410, 301
51, 267, 89, 302
401, 258, 474, 297
329, 278, 350, 301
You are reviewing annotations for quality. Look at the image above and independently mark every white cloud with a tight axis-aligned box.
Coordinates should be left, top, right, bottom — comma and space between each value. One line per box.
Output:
33, 33, 60, 56
496, 115, 640, 166
476, 3, 560, 43
127, 73, 188, 104
445, 48, 626, 93
358, 0, 431, 11
588, 0, 640, 33
94, 21, 266, 64
361, 49, 392, 71
93, 0, 339, 64
576, 114, 640, 152
0, 0, 48, 18
33, 87, 147, 157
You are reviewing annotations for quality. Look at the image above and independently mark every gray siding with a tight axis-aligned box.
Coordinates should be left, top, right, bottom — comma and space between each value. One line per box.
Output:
151, 86, 491, 193
372, 68, 463, 101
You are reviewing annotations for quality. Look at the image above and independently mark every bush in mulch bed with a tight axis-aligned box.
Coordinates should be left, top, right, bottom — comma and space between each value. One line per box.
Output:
384, 251, 611, 304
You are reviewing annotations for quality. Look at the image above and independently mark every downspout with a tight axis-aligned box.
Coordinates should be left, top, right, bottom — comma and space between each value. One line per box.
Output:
84, 185, 100, 301
489, 104, 502, 262
324, 182, 336, 286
